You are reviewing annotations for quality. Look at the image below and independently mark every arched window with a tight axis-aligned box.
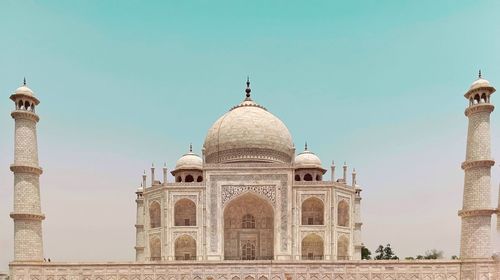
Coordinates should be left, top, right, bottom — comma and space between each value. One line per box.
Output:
24, 101, 30, 111
18, 100, 23, 109
185, 175, 194, 182
474, 94, 480, 104
150, 237, 161, 261
337, 235, 349, 260
295, 174, 301, 181
304, 173, 313, 181
301, 234, 324, 260
241, 241, 256, 260
337, 200, 349, 227
149, 201, 161, 228
302, 197, 324, 225
174, 199, 196, 226
480, 93, 486, 103
315, 174, 321, 181
242, 214, 256, 229
196, 176, 203, 182
174, 235, 196, 260
176, 176, 182, 182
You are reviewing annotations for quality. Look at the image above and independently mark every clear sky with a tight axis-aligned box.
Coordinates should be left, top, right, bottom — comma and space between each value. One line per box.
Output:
1, 0, 500, 269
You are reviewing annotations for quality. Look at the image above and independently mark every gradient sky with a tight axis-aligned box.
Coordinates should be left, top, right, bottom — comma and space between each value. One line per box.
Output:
1, 0, 500, 269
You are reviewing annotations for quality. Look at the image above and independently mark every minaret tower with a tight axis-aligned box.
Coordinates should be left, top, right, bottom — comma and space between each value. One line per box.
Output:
459, 71, 496, 259
135, 182, 145, 261
9, 79, 45, 261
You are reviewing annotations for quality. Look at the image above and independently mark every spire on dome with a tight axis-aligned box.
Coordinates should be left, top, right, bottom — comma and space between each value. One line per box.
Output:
189, 143, 193, 152
478, 70, 482, 79
23, 77, 26, 86
304, 141, 308, 151
245, 76, 252, 100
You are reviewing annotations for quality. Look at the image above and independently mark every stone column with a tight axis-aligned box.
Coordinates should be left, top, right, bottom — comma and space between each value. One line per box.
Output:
9, 82, 45, 262
135, 187, 145, 261
459, 74, 496, 259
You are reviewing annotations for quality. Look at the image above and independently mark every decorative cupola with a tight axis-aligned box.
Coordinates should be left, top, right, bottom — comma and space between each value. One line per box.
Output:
171, 144, 203, 183
294, 142, 326, 181
10, 78, 39, 113
465, 70, 495, 106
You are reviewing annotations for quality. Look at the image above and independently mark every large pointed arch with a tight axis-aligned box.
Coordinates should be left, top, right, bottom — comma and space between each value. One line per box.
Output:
223, 193, 274, 260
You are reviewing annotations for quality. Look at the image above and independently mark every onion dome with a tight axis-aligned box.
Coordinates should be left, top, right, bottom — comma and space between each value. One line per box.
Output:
294, 143, 323, 169
203, 79, 294, 164
465, 70, 496, 98
174, 144, 202, 170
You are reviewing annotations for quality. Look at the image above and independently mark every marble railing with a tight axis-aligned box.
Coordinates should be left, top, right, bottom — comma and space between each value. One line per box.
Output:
8, 259, 499, 280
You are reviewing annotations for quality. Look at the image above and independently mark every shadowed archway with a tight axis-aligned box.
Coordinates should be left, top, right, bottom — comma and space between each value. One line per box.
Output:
223, 193, 274, 260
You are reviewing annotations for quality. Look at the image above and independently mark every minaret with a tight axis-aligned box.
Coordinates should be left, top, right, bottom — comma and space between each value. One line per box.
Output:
459, 71, 496, 259
353, 186, 363, 260
9, 79, 45, 261
497, 183, 500, 232
135, 183, 145, 261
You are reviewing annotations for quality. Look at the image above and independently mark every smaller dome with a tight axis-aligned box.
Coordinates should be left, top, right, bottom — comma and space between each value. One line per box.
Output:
295, 147, 322, 169
15, 85, 35, 96
175, 151, 202, 170
469, 78, 492, 91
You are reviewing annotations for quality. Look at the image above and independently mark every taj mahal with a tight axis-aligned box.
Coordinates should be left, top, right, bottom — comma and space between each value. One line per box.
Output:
3, 74, 500, 280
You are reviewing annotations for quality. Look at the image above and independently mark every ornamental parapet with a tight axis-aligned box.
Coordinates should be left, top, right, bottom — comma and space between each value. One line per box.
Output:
11, 110, 40, 122
354, 222, 363, 229
10, 164, 43, 175
458, 208, 496, 217
465, 103, 494, 116
135, 224, 144, 229
461, 159, 495, 170
10, 212, 45, 221
134, 246, 144, 250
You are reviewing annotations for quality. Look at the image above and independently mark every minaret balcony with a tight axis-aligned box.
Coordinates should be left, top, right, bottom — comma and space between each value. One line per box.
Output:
10, 164, 43, 175
9, 212, 45, 221
461, 159, 495, 170
458, 208, 496, 217
465, 103, 494, 117
11, 110, 39, 122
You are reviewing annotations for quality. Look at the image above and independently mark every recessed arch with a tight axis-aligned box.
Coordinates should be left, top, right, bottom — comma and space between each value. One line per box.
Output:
223, 193, 274, 260
185, 174, 194, 182
337, 200, 349, 227
149, 201, 161, 228
295, 174, 301, 181
150, 237, 161, 261
174, 235, 196, 260
301, 233, 324, 260
337, 235, 349, 260
302, 197, 324, 225
174, 198, 196, 226
196, 176, 203, 182
176, 176, 182, 182
304, 173, 313, 181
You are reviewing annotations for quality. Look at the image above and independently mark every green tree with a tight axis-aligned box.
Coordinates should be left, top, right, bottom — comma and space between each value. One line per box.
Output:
374, 244, 399, 260
423, 249, 443, 260
451, 255, 459, 260
383, 244, 399, 260
375, 245, 385, 260
361, 245, 371, 260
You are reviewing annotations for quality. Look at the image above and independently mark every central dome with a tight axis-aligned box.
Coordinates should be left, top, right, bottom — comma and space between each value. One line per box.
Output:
203, 82, 294, 164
